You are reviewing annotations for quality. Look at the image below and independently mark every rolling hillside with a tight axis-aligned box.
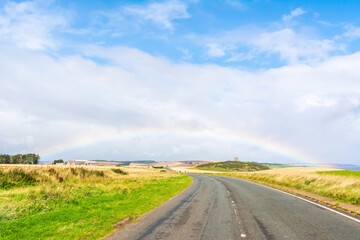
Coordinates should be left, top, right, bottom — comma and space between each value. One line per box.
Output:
196, 161, 270, 172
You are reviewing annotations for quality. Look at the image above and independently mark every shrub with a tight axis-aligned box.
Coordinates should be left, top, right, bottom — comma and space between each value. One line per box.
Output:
48, 168, 57, 175
78, 168, 104, 178
111, 168, 128, 175
0, 169, 38, 189
70, 168, 78, 176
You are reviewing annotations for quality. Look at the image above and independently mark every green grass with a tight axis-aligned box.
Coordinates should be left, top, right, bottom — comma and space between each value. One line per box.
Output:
196, 161, 270, 172
152, 166, 164, 169
111, 168, 128, 175
261, 164, 295, 169
317, 170, 360, 178
0, 166, 192, 240
0, 169, 38, 189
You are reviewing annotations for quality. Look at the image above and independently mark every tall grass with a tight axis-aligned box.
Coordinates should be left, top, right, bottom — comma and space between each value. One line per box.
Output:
0, 169, 38, 189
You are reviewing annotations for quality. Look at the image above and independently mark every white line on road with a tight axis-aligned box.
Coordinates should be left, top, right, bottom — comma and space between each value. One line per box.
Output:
221, 181, 247, 238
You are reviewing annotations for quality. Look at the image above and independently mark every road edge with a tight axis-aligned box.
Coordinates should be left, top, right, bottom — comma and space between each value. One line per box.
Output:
103, 174, 195, 239
216, 174, 360, 223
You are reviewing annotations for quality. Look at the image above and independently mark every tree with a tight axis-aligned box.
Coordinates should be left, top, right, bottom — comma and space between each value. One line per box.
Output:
0, 153, 39, 164
24, 153, 36, 164
21, 154, 27, 164
4, 154, 11, 164
12, 154, 22, 164
53, 159, 64, 164
33, 154, 40, 164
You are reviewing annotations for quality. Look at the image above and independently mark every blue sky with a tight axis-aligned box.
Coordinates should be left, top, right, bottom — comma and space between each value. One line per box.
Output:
1, 0, 360, 164
4, 0, 360, 67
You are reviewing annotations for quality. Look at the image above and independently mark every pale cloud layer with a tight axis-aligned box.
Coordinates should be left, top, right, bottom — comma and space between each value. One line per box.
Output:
2, 44, 360, 163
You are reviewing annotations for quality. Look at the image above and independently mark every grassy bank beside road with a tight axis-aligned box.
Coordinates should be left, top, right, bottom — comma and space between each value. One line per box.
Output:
0, 165, 192, 240
211, 167, 360, 208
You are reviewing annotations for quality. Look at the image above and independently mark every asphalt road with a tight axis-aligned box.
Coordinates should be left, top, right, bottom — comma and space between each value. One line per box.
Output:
107, 174, 360, 240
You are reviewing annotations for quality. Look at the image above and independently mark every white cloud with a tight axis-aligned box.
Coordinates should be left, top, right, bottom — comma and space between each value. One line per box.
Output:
226, 0, 246, 10
124, 0, 190, 29
0, 1, 67, 50
342, 25, 360, 40
296, 95, 338, 110
178, 47, 193, 60
253, 28, 336, 64
205, 43, 227, 57
282, 7, 306, 22
198, 27, 338, 64
226, 52, 254, 62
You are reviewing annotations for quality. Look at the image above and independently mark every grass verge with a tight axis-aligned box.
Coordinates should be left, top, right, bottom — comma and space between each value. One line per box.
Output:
0, 165, 192, 240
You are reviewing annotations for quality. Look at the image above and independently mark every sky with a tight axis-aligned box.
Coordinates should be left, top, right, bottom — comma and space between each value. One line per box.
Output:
1, 0, 360, 164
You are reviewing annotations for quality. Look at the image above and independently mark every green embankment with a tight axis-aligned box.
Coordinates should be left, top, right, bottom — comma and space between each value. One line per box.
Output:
196, 161, 270, 172
0, 166, 192, 240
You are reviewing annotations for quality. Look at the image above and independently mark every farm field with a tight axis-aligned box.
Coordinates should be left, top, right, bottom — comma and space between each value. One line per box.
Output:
0, 165, 192, 240
317, 170, 360, 178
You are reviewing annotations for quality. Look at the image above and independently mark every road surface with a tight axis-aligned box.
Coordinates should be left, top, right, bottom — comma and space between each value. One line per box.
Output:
107, 174, 360, 240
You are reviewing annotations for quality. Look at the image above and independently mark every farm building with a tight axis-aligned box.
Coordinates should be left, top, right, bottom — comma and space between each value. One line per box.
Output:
66, 160, 94, 166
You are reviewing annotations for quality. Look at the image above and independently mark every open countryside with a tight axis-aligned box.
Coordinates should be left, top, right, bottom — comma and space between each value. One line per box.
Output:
1, 159, 360, 239
2, 0, 360, 239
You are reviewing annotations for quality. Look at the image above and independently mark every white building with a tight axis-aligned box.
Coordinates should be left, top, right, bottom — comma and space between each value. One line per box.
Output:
66, 160, 92, 166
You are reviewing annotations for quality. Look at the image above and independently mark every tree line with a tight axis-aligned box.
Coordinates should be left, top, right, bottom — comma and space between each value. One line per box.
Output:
0, 153, 40, 164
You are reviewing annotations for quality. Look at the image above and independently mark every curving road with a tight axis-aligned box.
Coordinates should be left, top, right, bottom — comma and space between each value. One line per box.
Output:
107, 174, 360, 240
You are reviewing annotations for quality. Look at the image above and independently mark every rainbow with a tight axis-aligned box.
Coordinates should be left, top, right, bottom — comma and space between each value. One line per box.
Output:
39, 127, 329, 166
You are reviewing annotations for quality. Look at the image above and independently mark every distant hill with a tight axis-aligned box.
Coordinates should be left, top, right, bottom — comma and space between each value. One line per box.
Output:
196, 161, 270, 172
261, 163, 296, 169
